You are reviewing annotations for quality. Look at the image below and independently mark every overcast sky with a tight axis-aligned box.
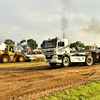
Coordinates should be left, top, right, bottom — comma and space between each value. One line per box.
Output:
0, 0, 100, 47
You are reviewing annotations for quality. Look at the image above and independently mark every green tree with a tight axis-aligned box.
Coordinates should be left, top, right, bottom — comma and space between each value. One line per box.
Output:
4, 39, 15, 45
27, 39, 38, 50
20, 39, 26, 44
41, 40, 46, 49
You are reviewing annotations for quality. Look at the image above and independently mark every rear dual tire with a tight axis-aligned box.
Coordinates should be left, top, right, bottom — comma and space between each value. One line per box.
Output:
85, 56, 93, 66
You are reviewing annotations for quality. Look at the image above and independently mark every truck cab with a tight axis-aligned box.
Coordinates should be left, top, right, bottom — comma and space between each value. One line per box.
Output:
44, 37, 70, 65
44, 37, 70, 55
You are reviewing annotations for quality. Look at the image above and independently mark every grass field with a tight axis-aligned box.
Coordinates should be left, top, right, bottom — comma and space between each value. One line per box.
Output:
0, 62, 46, 67
35, 81, 100, 100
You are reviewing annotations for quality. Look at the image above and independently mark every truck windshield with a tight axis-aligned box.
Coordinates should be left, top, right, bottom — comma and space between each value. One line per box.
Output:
45, 39, 57, 49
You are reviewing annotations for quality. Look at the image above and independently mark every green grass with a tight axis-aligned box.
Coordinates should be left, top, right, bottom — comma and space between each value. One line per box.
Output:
35, 81, 100, 100
32, 55, 44, 59
34, 56, 44, 59
0, 62, 46, 67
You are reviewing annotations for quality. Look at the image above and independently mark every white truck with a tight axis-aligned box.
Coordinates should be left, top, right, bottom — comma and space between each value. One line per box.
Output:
43, 37, 94, 67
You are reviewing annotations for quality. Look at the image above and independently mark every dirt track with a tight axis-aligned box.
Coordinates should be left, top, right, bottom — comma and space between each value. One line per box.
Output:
0, 62, 100, 100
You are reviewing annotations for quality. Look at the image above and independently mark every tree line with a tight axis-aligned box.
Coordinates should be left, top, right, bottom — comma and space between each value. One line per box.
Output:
4, 39, 38, 50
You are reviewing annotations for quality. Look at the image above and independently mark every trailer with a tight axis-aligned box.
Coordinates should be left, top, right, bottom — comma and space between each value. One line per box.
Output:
43, 37, 100, 67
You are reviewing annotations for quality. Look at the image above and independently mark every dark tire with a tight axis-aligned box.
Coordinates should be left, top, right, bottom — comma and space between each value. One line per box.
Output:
1, 56, 9, 63
25, 59, 31, 62
49, 63, 56, 66
85, 56, 93, 66
18, 56, 25, 62
62, 57, 70, 67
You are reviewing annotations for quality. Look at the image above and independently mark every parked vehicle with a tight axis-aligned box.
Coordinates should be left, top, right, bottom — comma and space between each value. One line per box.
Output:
26, 50, 44, 59
0, 45, 32, 63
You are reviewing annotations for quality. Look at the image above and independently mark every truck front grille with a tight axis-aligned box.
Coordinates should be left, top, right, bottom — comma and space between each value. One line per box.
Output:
46, 55, 53, 59
45, 50, 54, 54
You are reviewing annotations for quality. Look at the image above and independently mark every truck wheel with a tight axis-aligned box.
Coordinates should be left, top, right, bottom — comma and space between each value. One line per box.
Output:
18, 56, 25, 62
62, 57, 70, 67
1, 56, 9, 63
85, 56, 93, 66
49, 63, 56, 66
